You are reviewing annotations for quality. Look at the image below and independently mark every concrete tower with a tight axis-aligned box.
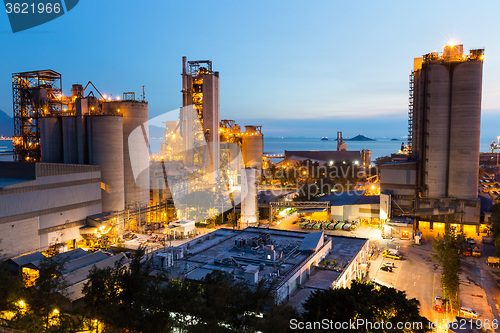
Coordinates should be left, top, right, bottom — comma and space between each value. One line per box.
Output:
410, 44, 484, 200
181, 57, 220, 182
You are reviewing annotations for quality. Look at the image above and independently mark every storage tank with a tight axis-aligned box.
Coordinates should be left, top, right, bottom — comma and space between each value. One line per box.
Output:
242, 126, 263, 172
40, 117, 63, 163
423, 63, 451, 198
71, 84, 84, 98
241, 167, 258, 226
62, 116, 79, 164
86, 115, 125, 212
448, 60, 483, 199
103, 100, 149, 208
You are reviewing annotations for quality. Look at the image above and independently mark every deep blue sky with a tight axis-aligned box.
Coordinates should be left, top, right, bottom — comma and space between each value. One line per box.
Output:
1, 0, 499, 139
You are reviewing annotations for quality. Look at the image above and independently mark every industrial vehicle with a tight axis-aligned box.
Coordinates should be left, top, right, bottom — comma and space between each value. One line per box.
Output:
382, 249, 402, 260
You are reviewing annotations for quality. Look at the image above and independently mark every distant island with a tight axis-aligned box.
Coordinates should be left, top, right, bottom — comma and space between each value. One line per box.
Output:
321, 137, 328, 141
391, 138, 399, 141
344, 134, 376, 141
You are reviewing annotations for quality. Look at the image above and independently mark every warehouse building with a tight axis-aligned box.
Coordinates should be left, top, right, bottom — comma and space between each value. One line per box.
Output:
0, 162, 102, 257
150, 228, 369, 304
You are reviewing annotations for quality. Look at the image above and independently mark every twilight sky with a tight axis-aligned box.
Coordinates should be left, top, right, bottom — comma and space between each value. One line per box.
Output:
0, 0, 499, 139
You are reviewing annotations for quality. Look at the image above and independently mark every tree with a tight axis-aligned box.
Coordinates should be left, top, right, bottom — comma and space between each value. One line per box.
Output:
83, 247, 174, 333
432, 221, 464, 311
302, 281, 431, 332
374, 155, 392, 168
0, 240, 23, 313
11, 254, 74, 332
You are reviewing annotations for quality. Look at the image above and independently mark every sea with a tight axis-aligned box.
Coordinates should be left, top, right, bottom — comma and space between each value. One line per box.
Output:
1, 137, 498, 162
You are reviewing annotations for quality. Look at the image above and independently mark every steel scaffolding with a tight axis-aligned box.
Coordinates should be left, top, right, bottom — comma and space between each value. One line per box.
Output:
12, 70, 63, 162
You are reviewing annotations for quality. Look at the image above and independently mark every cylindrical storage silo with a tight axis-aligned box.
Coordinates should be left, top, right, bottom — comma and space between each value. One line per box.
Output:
242, 130, 263, 172
423, 63, 451, 198
448, 61, 483, 199
62, 116, 79, 164
72, 84, 84, 98
103, 101, 149, 208
241, 167, 258, 227
40, 117, 63, 163
86, 115, 125, 212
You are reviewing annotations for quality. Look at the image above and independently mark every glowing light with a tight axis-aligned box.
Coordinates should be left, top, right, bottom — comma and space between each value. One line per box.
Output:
19, 300, 25, 308
116, 96, 120, 100
53, 309, 59, 314
447, 40, 457, 47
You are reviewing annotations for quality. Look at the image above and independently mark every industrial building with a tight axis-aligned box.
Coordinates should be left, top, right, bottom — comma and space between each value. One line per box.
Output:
0, 162, 102, 258
150, 228, 369, 304
6, 248, 129, 310
180, 57, 220, 182
278, 149, 371, 169
318, 191, 380, 224
11, 70, 150, 211
150, 59, 263, 225
381, 44, 485, 234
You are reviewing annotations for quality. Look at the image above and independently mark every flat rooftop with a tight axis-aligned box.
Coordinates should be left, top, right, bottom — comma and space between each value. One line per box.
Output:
160, 228, 368, 293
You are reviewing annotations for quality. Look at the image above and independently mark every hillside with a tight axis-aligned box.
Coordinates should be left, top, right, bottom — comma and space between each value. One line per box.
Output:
344, 134, 375, 141
0, 110, 13, 137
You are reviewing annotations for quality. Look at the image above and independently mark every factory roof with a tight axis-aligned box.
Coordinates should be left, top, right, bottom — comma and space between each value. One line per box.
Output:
298, 232, 324, 251
303, 236, 368, 289
30, 248, 89, 269
59, 253, 129, 302
284, 150, 362, 163
7, 251, 46, 268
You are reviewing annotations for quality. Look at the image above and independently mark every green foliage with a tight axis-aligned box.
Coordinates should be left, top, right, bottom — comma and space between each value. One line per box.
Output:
374, 155, 392, 168
83, 257, 295, 333
83, 246, 174, 333
302, 281, 431, 332
10, 254, 74, 332
0, 246, 23, 315
432, 222, 464, 310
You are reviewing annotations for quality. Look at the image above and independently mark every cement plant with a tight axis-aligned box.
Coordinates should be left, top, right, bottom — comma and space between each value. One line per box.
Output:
1, 39, 499, 332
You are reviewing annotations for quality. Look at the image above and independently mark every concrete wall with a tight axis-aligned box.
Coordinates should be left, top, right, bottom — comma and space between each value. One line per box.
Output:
0, 217, 39, 258
333, 239, 370, 288
0, 163, 102, 257
330, 204, 380, 221
275, 237, 332, 302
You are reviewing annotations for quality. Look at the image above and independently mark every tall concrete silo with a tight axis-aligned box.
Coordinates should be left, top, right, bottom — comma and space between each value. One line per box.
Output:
422, 62, 451, 198
40, 117, 63, 163
241, 167, 258, 227
411, 45, 484, 200
448, 60, 483, 199
86, 115, 125, 212
242, 125, 263, 171
102, 100, 149, 208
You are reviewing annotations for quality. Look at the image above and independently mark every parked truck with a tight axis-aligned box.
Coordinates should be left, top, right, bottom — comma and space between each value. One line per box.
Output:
487, 257, 500, 267
414, 231, 423, 245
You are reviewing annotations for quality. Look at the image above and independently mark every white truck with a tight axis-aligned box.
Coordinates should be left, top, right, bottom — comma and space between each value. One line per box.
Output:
414, 231, 423, 245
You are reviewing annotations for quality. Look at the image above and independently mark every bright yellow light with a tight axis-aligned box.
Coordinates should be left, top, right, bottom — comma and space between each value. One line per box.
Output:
53, 309, 59, 314
116, 96, 120, 100
448, 40, 457, 47
19, 300, 25, 308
